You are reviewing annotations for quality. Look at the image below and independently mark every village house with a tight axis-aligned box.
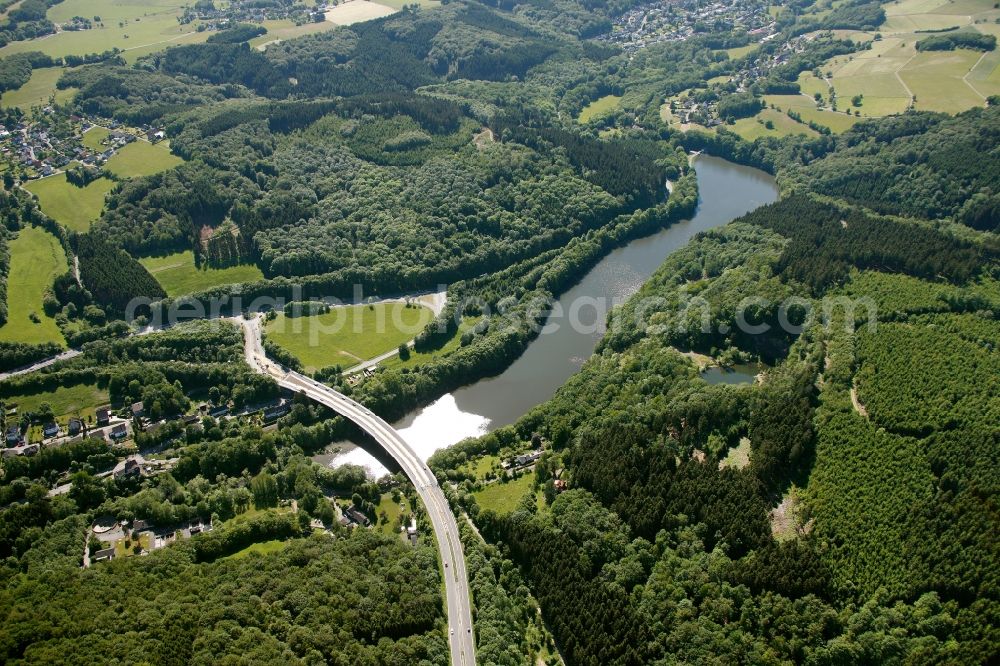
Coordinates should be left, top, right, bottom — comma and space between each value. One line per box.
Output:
5, 424, 22, 446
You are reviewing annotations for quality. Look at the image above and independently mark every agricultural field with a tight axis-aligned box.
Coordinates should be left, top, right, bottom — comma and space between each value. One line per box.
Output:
0, 0, 207, 62
471, 473, 536, 515
104, 140, 184, 178
139, 250, 264, 298
578, 94, 623, 123
0, 225, 66, 345
264, 302, 435, 373
24, 173, 115, 233
0, 66, 77, 112
805, 0, 1000, 116
324, 1, 398, 25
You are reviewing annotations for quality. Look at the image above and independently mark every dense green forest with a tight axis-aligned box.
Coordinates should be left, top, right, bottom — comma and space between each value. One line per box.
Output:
434, 189, 999, 662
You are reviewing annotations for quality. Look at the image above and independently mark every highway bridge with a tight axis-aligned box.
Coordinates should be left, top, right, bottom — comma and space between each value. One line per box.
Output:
239, 315, 476, 666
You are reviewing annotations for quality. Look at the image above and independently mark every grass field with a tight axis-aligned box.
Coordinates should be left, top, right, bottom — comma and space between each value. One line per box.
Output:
265, 302, 434, 373
472, 474, 536, 515
803, 0, 1000, 116
8, 383, 109, 420
0, 225, 66, 345
381, 315, 482, 371
249, 18, 336, 50
728, 108, 818, 140
900, 49, 988, 111
104, 141, 184, 178
764, 94, 862, 133
0, 66, 76, 111
371, 0, 439, 9
140, 250, 264, 297
325, 1, 398, 25
24, 174, 115, 233
0, 0, 207, 62
81, 126, 111, 151
724, 44, 759, 59
720, 437, 751, 470
578, 94, 622, 123
458, 453, 500, 481
222, 539, 290, 559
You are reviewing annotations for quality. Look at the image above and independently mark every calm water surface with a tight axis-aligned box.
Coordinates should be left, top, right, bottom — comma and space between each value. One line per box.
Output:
329, 155, 779, 476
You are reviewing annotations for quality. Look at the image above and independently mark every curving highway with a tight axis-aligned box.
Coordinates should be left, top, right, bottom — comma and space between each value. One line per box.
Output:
239, 315, 476, 666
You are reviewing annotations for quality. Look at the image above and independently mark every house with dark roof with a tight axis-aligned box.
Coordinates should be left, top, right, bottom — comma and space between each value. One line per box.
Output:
110, 423, 129, 441
68, 417, 83, 436
115, 457, 142, 479
5, 424, 22, 446
96, 407, 110, 426
345, 507, 371, 528
43, 422, 60, 439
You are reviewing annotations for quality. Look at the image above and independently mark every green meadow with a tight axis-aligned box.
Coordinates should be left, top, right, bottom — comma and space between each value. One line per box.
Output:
8, 383, 110, 421
265, 303, 435, 373
728, 108, 818, 141
139, 250, 264, 298
105, 141, 184, 178
472, 474, 536, 515
24, 174, 114, 233
0, 66, 77, 111
0, 0, 206, 62
0, 225, 66, 345
81, 126, 111, 152
805, 0, 1000, 117
381, 315, 483, 371
578, 95, 622, 123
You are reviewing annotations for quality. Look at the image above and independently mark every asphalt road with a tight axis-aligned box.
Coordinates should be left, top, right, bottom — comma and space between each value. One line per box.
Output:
239, 316, 476, 666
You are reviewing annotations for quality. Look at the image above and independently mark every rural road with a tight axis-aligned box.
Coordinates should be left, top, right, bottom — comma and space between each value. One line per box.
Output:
239, 315, 476, 666
0, 349, 81, 382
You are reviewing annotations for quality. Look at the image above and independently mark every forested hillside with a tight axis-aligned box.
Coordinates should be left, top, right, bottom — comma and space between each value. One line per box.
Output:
440, 192, 1000, 663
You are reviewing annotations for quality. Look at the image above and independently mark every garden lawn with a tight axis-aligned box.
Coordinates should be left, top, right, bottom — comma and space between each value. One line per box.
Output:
139, 251, 264, 297
472, 474, 536, 515
24, 173, 114, 232
265, 303, 434, 373
0, 225, 66, 345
